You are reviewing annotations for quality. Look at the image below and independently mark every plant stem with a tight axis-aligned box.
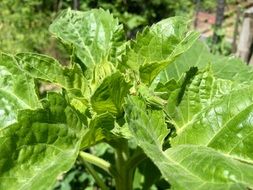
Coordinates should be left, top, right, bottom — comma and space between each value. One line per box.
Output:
126, 149, 146, 170
114, 139, 133, 190
79, 144, 146, 190
115, 149, 146, 190
79, 151, 117, 177
83, 162, 109, 190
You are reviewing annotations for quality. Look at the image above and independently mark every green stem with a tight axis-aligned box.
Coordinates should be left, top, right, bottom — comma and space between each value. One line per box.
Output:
79, 151, 117, 177
114, 139, 133, 190
83, 162, 109, 190
116, 149, 146, 190
126, 149, 147, 170
79, 145, 146, 190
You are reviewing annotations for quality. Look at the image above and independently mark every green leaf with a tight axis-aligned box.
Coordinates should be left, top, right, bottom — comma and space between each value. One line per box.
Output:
16, 53, 88, 98
90, 61, 116, 92
122, 17, 199, 85
165, 145, 253, 189
49, 9, 125, 75
16, 53, 90, 113
137, 84, 167, 109
125, 96, 168, 149
125, 96, 253, 190
154, 78, 180, 100
159, 40, 253, 83
165, 67, 253, 165
166, 68, 234, 129
0, 93, 86, 190
0, 53, 41, 128
81, 113, 115, 149
171, 84, 253, 164
91, 72, 131, 116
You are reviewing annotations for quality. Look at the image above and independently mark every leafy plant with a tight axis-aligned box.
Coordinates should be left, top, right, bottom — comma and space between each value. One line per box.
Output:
1, 8, 253, 190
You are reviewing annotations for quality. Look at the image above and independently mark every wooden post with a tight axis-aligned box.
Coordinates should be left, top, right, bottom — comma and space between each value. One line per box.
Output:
194, 0, 201, 29
249, 53, 253, 65
54, 0, 61, 12
236, 7, 253, 63
73, 0, 80, 10
212, 0, 226, 45
232, 6, 241, 53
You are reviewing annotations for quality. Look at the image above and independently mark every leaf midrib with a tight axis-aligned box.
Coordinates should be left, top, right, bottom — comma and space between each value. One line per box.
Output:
206, 102, 253, 146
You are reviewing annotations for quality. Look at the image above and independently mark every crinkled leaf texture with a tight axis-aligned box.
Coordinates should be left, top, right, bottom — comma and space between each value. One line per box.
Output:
80, 112, 115, 149
168, 69, 253, 164
48, 9, 132, 116
16, 53, 88, 98
122, 17, 199, 85
125, 75, 253, 190
0, 93, 86, 190
166, 68, 234, 128
49, 8, 125, 77
91, 72, 131, 116
0, 53, 41, 128
15, 53, 89, 114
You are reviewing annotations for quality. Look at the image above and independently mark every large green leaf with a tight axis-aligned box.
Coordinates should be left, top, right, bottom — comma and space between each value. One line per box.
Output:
122, 17, 199, 85
165, 67, 253, 164
170, 82, 253, 165
49, 9, 125, 75
165, 145, 253, 190
159, 41, 253, 83
164, 68, 253, 163
166, 68, 234, 129
0, 93, 86, 190
0, 53, 41, 128
125, 96, 253, 190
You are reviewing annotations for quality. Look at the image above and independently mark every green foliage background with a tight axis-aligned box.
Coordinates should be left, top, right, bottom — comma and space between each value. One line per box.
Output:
0, 0, 51, 53
0, 0, 230, 55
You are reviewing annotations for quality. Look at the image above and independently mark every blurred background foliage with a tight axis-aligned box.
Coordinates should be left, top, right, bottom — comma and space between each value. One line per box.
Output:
0, 0, 51, 53
0, 0, 245, 189
1, 0, 235, 55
